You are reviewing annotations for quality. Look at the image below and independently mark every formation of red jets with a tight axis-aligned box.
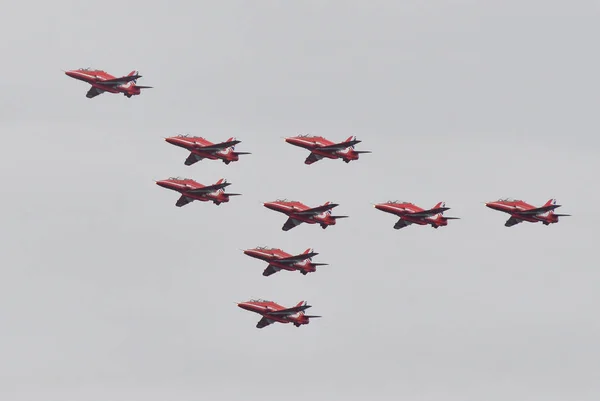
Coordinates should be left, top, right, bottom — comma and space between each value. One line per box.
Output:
65, 68, 572, 329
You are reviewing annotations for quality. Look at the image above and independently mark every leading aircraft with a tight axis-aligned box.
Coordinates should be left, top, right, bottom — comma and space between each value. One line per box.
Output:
165, 135, 251, 166
263, 199, 348, 231
284, 135, 371, 165
243, 246, 328, 276
237, 299, 321, 329
156, 177, 240, 207
64, 68, 152, 98
373, 200, 459, 230
485, 198, 570, 227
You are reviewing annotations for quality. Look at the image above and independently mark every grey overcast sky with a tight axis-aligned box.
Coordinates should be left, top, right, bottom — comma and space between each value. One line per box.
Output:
1, 1, 599, 400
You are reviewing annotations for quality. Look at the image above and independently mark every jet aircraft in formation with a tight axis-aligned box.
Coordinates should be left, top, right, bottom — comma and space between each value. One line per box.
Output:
64, 68, 152, 98
156, 177, 240, 207
263, 200, 348, 231
373, 201, 459, 229
67, 67, 574, 331
165, 135, 251, 165
485, 198, 570, 227
243, 247, 328, 276
237, 299, 321, 329
285, 135, 371, 165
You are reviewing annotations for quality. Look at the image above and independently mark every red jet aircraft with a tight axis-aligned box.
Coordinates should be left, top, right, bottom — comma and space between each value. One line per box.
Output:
156, 177, 240, 207
374, 201, 459, 229
65, 68, 152, 98
165, 135, 251, 166
485, 198, 570, 227
263, 199, 348, 231
284, 135, 371, 165
243, 246, 328, 276
237, 299, 321, 329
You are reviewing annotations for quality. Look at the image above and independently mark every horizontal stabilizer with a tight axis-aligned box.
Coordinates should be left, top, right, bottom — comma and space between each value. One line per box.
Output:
135, 85, 153, 89
311, 263, 328, 266
303, 315, 322, 318
354, 150, 372, 154
234, 152, 252, 155
443, 217, 460, 220
330, 215, 349, 219
553, 214, 571, 217
223, 193, 242, 196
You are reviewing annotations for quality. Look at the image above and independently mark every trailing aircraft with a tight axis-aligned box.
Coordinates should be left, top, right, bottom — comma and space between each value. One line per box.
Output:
373, 200, 459, 229
284, 134, 371, 165
165, 135, 250, 165
485, 198, 570, 227
243, 246, 328, 276
263, 199, 348, 231
64, 68, 152, 98
156, 177, 240, 206
237, 299, 321, 329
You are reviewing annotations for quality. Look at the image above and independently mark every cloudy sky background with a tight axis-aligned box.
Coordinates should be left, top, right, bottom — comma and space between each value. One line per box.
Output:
1, 1, 599, 400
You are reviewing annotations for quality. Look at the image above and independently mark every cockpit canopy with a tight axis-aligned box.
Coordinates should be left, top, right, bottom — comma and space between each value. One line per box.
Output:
78, 67, 105, 72
177, 134, 202, 139
274, 198, 297, 202
385, 200, 412, 205
255, 246, 276, 250
497, 198, 521, 202
168, 176, 187, 181
248, 298, 271, 303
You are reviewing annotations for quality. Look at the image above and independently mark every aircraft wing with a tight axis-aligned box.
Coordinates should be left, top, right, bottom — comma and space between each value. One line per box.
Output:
176, 195, 193, 207
256, 316, 275, 328
282, 217, 303, 231
277, 252, 319, 263
97, 74, 141, 86
505, 216, 522, 227
184, 153, 202, 166
263, 264, 280, 276
317, 139, 362, 151
394, 218, 413, 229
514, 204, 560, 215
186, 182, 231, 194
266, 304, 311, 316
304, 152, 323, 165
295, 203, 339, 215
406, 207, 450, 218
86, 87, 105, 98
197, 140, 241, 151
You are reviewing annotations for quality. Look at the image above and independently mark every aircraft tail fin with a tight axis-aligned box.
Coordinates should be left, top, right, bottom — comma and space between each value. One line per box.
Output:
432, 201, 445, 210
543, 198, 557, 207
127, 70, 139, 84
